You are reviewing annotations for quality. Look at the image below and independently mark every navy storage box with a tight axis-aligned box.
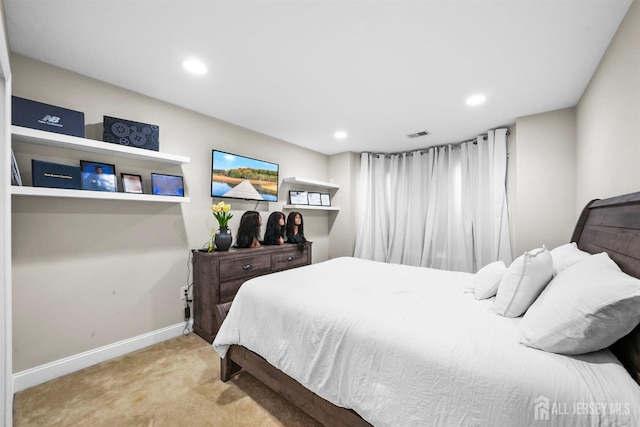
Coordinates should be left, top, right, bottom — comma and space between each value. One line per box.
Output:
103, 116, 159, 151
12, 96, 85, 137
32, 159, 81, 190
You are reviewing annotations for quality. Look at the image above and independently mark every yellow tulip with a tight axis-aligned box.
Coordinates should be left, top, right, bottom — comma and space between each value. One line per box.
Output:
210, 202, 233, 227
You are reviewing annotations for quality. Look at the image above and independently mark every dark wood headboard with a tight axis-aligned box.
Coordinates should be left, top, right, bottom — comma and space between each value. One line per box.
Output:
570, 191, 640, 384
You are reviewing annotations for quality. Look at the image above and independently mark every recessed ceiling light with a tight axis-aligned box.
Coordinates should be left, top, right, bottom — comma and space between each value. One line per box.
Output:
334, 131, 348, 140
183, 59, 207, 75
466, 94, 486, 106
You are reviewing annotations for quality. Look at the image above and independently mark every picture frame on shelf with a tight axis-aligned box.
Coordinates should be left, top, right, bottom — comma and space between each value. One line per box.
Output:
11, 149, 22, 186
80, 160, 117, 192
307, 192, 322, 206
289, 190, 308, 205
320, 193, 331, 207
151, 172, 184, 197
121, 173, 143, 194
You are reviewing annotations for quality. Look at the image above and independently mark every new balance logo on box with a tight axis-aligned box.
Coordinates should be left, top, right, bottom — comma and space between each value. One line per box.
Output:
38, 115, 63, 127
12, 96, 85, 137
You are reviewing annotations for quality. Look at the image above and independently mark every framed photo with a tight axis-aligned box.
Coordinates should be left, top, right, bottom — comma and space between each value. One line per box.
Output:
11, 149, 22, 186
121, 173, 143, 194
320, 193, 331, 207
307, 192, 322, 206
151, 173, 184, 196
289, 190, 308, 205
80, 160, 117, 192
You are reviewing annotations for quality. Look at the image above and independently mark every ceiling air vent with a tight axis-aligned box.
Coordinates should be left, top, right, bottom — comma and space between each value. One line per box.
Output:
407, 130, 430, 139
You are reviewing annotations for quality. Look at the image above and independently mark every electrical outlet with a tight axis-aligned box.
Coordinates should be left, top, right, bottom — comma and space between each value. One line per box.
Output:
180, 286, 188, 300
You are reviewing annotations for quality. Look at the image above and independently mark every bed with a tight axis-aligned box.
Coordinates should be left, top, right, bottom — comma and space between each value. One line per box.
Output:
212, 191, 640, 426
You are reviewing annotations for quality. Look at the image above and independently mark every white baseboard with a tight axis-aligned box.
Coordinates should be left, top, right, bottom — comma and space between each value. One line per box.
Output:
13, 320, 193, 393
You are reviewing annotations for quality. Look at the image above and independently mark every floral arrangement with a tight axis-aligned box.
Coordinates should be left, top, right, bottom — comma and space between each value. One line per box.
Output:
211, 201, 233, 227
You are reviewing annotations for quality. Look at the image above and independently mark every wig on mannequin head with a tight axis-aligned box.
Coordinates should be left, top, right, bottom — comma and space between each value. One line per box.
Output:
263, 211, 285, 245
235, 211, 262, 248
286, 211, 306, 248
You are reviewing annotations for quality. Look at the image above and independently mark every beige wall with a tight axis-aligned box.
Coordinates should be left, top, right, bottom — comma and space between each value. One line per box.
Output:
512, 108, 577, 256
510, 0, 639, 255
328, 151, 359, 258
576, 0, 640, 209
506, 125, 517, 257
10, 53, 337, 371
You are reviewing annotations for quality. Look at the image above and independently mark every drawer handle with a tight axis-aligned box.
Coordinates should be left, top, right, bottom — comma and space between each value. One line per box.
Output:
287, 256, 294, 261
243, 264, 253, 270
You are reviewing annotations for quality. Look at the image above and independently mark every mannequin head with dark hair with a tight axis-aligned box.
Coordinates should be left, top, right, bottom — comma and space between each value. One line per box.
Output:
235, 211, 262, 248
286, 211, 306, 248
262, 211, 285, 245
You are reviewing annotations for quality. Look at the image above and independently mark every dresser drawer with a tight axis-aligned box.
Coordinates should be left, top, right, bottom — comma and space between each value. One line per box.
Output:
219, 253, 271, 281
219, 279, 246, 304
272, 247, 309, 271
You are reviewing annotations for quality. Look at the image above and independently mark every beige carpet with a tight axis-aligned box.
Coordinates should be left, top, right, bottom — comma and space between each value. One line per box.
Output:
13, 334, 321, 426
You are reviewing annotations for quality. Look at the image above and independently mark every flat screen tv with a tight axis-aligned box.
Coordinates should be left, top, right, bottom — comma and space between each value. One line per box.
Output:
211, 150, 279, 202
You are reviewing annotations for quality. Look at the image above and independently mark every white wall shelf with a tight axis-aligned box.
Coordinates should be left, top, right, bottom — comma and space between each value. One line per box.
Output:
283, 204, 339, 211
12, 125, 190, 165
282, 177, 340, 212
11, 185, 190, 203
11, 126, 191, 203
281, 177, 340, 190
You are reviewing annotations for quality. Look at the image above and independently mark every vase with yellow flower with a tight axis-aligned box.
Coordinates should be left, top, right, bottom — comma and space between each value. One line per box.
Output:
210, 201, 233, 252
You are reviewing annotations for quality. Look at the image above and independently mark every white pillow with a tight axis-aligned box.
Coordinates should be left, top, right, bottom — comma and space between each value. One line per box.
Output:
549, 242, 591, 276
473, 261, 506, 299
494, 247, 553, 318
519, 252, 640, 355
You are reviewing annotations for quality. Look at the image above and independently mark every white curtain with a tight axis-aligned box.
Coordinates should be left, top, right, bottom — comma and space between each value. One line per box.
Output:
354, 129, 512, 273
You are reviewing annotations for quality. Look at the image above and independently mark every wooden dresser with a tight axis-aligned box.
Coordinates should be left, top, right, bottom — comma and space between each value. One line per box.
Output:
191, 242, 312, 343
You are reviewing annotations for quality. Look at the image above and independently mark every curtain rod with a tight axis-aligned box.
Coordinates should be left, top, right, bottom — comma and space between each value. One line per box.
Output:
365, 129, 510, 157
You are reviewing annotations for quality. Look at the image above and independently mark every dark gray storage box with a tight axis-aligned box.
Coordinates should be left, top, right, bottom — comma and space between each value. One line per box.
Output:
12, 96, 85, 137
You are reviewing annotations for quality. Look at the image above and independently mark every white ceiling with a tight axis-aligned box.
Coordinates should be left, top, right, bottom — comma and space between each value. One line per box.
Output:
4, 0, 633, 155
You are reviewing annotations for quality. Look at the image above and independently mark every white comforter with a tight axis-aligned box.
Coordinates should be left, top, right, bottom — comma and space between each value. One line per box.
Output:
213, 257, 640, 426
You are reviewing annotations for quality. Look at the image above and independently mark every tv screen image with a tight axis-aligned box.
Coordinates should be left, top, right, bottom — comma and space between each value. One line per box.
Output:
211, 150, 279, 202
